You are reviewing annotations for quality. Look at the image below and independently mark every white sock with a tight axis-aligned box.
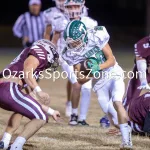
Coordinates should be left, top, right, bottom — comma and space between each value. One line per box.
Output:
10, 137, 26, 150
120, 123, 130, 143
108, 102, 118, 125
1, 132, 12, 149
66, 101, 72, 106
72, 108, 78, 115
79, 88, 91, 121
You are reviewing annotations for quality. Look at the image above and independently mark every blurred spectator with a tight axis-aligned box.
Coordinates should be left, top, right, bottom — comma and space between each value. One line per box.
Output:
12, 0, 45, 47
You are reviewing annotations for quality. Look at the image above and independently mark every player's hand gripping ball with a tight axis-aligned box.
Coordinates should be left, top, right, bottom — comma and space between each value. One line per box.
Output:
79, 57, 100, 77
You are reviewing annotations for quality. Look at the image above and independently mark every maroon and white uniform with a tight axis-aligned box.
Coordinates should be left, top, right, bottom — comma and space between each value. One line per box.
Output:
128, 92, 150, 133
0, 41, 56, 122
1, 46, 48, 81
123, 36, 150, 109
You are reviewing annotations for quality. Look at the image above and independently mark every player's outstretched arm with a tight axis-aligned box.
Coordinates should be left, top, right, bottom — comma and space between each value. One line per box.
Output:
23, 55, 50, 105
23, 55, 40, 89
100, 43, 116, 70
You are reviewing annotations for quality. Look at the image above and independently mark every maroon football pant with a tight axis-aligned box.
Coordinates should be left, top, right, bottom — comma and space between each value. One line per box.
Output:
0, 82, 48, 122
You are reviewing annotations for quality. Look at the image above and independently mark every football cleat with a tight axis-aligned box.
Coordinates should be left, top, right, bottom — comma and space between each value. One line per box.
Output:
120, 126, 133, 150
0, 141, 4, 149
7, 146, 23, 150
65, 102, 72, 117
69, 114, 78, 126
120, 142, 133, 150
100, 116, 110, 128
78, 120, 89, 126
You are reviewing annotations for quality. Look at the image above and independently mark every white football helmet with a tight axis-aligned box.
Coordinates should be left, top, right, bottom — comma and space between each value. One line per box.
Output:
64, 0, 85, 19
32, 39, 59, 70
53, 0, 66, 11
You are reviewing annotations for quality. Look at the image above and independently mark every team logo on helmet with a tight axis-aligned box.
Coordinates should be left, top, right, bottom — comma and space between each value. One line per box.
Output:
64, 20, 88, 54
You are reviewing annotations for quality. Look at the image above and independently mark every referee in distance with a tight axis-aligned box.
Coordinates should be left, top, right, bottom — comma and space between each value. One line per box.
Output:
12, 0, 45, 48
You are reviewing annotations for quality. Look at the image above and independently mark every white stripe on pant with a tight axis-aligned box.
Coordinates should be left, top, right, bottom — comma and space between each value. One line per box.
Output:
10, 82, 46, 121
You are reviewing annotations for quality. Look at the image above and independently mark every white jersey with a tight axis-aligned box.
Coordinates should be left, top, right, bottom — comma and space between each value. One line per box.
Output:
52, 16, 98, 56
62, 26, 123, 92
43, 7, 66, 31
62, 26, 109, 66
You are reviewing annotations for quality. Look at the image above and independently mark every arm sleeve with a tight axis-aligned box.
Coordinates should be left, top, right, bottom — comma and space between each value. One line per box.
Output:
12, 14, 26, 38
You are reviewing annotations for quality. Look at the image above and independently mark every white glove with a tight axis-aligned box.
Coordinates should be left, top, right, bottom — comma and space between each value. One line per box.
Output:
137, 83, 150, 90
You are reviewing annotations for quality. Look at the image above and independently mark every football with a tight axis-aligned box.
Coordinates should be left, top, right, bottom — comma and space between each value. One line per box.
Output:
79, 60, 91, 76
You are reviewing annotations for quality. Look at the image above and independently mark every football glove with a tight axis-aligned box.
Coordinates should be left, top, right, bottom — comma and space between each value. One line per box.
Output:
86, 57, 100, 77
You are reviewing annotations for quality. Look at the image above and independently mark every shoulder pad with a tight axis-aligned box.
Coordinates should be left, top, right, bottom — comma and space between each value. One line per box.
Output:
94, 26, 109, 39
90, 26, 110, 49
81, 17, 98, 29
53, 16, 68, 32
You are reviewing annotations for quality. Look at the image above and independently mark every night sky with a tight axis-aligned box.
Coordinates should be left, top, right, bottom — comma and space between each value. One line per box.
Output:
0, 0, 146, 26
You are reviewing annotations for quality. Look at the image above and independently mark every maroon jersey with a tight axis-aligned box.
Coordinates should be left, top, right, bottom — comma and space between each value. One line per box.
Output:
134, 36, 150, 65
0, 46, 49, 82
123, 36, 150, 109
128, 92, 150, 129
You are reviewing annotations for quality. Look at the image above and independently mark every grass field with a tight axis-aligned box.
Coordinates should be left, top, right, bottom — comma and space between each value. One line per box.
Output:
0, 48, 150, 150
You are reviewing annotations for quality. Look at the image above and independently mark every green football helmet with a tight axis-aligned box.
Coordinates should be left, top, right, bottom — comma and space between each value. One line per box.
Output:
64, 0, 85, 18
64, 20, 88, 54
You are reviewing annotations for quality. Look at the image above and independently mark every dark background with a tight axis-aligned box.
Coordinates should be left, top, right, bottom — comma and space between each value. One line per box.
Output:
0, 0, 149, 48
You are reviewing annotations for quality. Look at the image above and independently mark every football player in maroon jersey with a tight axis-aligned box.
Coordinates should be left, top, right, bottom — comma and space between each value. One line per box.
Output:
124, 36, 150, 109
0, 39, 60, 150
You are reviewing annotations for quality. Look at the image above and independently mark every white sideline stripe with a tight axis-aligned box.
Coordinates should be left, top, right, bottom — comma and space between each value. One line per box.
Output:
39, 57, 46, 60
37, 54, 45, 57
14, 84, 46, 121
10, 83, 40, 119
